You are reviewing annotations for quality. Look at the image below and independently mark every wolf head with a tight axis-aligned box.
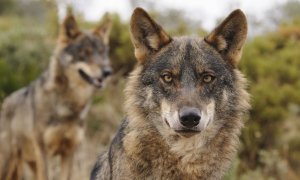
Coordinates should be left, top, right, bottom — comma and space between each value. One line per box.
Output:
53, 14, 112, 89
126, 8, 250, 139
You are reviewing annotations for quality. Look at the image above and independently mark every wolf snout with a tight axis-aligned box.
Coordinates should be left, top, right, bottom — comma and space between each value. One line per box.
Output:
179, 107, 201, 128
103, 68, 112, 78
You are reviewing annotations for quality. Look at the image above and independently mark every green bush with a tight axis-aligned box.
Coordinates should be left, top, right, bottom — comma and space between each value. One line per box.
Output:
239, 26, 300, 178
0, 16, 53, 101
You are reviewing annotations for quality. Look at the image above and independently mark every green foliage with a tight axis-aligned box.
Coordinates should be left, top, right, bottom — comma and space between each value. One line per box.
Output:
0, 0, 58, 102
109, 14, 135, 74
0, 0, 16, 15
239, 25, 300, 178
0, 16, 53, 101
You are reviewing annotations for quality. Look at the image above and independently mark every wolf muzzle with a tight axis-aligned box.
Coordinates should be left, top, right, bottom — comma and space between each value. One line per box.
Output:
78, 68, 112, 88
179, 107, 201, 128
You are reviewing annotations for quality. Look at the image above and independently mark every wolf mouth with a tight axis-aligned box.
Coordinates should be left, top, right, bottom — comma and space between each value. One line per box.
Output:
175, 129, 200, 133
174, 129, 200, 136
164, 119, 200, 136
78, 69, 103, 88
174, 129, 200, 138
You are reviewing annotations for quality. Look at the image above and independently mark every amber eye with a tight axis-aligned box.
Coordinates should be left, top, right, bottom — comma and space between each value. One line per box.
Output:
203, 75, 214, 83
161, 73, 173, 83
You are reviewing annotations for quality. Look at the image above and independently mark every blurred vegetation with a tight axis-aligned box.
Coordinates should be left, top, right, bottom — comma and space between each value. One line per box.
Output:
0, 0, 300, 179
0, 0, 58, 100
237, 23, 300, 179
109, 14, 135, 74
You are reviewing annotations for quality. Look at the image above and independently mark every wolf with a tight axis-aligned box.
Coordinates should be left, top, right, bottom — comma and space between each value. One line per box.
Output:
90, 7, 250, 180
0, 14, 112, 180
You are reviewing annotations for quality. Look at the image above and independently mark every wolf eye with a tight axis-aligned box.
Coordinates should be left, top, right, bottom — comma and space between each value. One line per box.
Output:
203, 75, 214, 83
161, 73, 173, 83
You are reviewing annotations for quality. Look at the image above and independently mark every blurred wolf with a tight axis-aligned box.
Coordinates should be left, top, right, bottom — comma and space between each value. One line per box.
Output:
0, 14, 112, 180
91, 7, 250, 180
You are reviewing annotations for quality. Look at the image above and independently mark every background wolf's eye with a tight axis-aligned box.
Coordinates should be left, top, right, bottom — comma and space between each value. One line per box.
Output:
161, 73, 173, 83
203, 75, 214, 83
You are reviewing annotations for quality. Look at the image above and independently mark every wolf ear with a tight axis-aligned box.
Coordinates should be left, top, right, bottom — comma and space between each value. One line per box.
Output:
205, 9, 247, 67
94, 13, 112, 44
59, 15, 81, 42
130, 7, 172, 63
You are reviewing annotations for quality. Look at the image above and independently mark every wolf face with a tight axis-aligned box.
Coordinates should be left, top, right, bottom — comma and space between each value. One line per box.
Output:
55, 15, 112, 88
128, 8, 248, 138
90, 8, 250, 179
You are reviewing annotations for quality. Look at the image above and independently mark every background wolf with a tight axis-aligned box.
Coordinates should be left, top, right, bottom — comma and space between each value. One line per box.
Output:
0, 14, 112, 180
91, 7, 250, 180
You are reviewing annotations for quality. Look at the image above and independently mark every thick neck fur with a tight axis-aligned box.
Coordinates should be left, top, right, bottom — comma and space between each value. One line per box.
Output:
123, 66, 250, 179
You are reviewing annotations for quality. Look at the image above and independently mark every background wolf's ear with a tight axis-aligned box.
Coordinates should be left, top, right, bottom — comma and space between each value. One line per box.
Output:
130, 7, 172, 63
59, 15, 81, 42
205, 9, 247, 67
94, 13, 112, 44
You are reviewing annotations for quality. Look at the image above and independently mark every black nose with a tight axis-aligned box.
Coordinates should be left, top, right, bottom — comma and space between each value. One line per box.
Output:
103, 68, 112, 78
179, 107, 201, 128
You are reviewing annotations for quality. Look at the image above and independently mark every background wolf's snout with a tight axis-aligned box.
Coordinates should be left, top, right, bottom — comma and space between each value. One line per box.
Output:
179, 107, 201, 128
103, 68, 112, 78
